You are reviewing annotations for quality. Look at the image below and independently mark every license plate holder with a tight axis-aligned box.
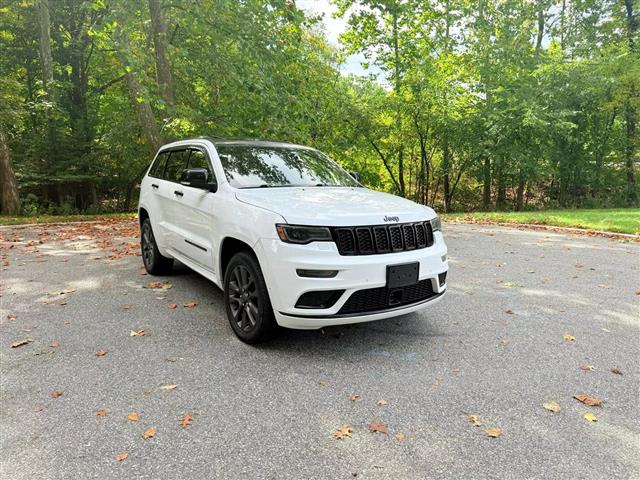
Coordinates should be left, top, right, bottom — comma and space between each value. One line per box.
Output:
387, 262, 419, 288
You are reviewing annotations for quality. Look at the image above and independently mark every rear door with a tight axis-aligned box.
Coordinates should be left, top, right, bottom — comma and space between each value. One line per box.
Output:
171, 147, 218, 271
155, 149, 191, 250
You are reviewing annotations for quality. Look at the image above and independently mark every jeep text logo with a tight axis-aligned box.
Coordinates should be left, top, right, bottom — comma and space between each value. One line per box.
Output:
383, 216, 399, 222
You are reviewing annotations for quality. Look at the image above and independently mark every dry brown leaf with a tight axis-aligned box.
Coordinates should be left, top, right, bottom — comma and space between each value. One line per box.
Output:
583, 412, 598, 422
115, 452, 128, 462
318, 380, 328, 386
95, 350, 108, 357
159, 384, 177, 390
129, 329, 145, 337
168, 303, 177, 309
142, 427, 156, 439
563, 334, 576, 342
50, 340, 60, 348
333, 426, 353, 439
180, 414, 193, 428
574, 394, 602, 407
611, 367, 623, 376
183, 302, 197, 308
59, 300, 67, 306
376, 399, 388, 406
7, 314, 17, 321
144, 281, 171, 289
579, 364, 594, 372
51, 389, 62, 398
505, 309, 514, 314
394, 433, 406, 441
467, 415, 482, 427
97, 409, 107, 417
543, 401, 561, 413
11, 338, 33, 348
485, 427, 502, 438
127, 412, 139, 422
349, 394, 360, 402
368, 421, 388, 434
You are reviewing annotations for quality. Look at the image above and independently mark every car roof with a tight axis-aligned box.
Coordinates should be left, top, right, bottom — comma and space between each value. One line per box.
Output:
200, 137, 313, 150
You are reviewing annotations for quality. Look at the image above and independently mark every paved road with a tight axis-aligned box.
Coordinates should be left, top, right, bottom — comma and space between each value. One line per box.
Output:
1, 221, 638, 480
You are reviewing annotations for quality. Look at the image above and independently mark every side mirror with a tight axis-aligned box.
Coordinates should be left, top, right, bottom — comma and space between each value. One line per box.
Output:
349, 171, 361, 183
181, 168, 217, 192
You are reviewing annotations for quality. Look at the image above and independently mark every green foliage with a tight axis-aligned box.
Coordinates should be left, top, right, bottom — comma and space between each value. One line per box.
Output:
0, 0, 637, 212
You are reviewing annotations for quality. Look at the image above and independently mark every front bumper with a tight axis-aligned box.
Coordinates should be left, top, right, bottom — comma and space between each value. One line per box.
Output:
256, 232, 448, 329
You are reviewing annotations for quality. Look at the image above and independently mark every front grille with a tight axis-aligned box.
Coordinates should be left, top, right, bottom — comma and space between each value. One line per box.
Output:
338, 279, 437, 315
332, 221, 434, 256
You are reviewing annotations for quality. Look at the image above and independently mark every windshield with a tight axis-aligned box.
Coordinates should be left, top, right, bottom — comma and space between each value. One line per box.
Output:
215, 145, 359, 189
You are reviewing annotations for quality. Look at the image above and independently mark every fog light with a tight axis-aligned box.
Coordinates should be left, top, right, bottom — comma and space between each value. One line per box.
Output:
296, 269, 338, 278
295, 290, 345, 309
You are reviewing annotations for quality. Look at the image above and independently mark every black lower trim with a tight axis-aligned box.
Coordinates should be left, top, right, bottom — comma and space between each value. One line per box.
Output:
185, 239, 207, 252
278, 291, 445, 319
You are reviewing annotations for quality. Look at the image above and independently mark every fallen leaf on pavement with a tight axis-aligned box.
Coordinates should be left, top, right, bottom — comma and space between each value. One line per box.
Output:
543, 401, 561, 413
563, 334, 576, 342
505, 309, 514, 314
127, 412, 139, 422
468, 415, 482, 427
579, 364, 594, 371
376, 399, 388, 406
583, 412, 598, 422
168, 303, 177, 309
180, 414, 192, 428
11, 338, 33, 348
394, 433, 406, 441
349, 394, 360, 402
333, 426, 353, 439
115, 452, 128, 461
485, 427, 502, 438
7, 314, 17, 321
369, 421, 388, 434
611, 368, 623, 375
574, 394, 602, 407
51, 389, 62, 398
95, 350, 108, 357
97, 409, 107, 417
50, 340, 60, 348
59, 300, 67, 306
142, 427, 156, 439
318, 380, 328, 386
130, 330, 145, 337
183, 302, 197, 308
159, 384, 177, 390
144, 281, 172, 289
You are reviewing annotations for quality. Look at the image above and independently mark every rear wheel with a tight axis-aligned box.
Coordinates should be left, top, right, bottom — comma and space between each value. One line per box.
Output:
141, 218, 173, 275
224, 252, 277, 343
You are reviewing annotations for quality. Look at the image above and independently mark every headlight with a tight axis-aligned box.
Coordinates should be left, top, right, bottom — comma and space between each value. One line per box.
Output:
430, 216, 442, 232
276, 224, 333, 244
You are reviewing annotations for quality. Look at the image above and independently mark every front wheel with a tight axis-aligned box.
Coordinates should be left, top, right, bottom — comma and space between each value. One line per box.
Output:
141, 218, 173, 275
223, 252, 278, 343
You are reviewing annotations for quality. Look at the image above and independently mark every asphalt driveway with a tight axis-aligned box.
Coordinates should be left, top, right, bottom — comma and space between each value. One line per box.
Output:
1, 220, 638, 479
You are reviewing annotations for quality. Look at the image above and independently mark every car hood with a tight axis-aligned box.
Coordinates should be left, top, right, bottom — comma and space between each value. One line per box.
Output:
235, 187, 435, 226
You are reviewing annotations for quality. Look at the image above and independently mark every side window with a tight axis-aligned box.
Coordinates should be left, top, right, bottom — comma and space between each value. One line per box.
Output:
187, 149, 213, 182
164, 149, 191, 183
149, 151, 169, 178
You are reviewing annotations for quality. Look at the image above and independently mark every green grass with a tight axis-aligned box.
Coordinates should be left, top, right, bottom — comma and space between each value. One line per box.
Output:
444, 208, 640, 235
0, 212, 136, 226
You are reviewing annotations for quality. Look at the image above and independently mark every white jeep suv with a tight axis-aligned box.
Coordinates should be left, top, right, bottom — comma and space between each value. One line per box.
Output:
138, 138, 448, 343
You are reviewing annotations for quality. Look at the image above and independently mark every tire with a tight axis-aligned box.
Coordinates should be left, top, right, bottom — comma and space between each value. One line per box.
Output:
140, 218, 173, 275
223, 251, 278, 343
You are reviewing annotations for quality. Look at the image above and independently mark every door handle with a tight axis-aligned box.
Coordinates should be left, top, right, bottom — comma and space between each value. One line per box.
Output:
151, 183, 159, 189
174, 190, 184, 197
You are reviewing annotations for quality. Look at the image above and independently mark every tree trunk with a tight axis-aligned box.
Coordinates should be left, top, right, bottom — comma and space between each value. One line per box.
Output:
442, 143, 451, 212
38, 0, 54, 100
125, 72, 164, 153
624, 0, 638, 205
148, 0, 175, 109
482, 157, 491, 208
516, 177, 525, 212
0, 130, 20, 214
